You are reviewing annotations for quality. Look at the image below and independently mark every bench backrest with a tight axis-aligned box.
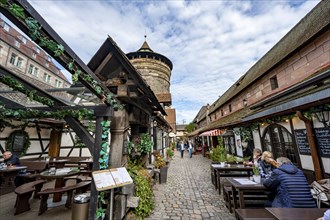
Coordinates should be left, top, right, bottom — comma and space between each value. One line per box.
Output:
15, 180, 46, 193
20, 160, 48, 172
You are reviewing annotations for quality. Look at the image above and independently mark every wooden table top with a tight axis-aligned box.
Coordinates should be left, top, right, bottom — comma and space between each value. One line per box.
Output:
211, 164, 253, 171
0, 166, 27, 173
225, 177, 266, 189
40, 168, 79, 178
266, 208, 328, 220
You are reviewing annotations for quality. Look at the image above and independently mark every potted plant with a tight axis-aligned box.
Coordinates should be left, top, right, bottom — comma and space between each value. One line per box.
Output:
153, 151, 168, 184
166, 148, 174, 160
209, 137, 227, 166
127, 133, 153, 166
252, 163, 261, 183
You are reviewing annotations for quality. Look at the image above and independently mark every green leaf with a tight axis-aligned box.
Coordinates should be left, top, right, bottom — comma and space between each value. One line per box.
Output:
25, 17, 41, 31
9, 4, 26, 20
67, 60, 75, 71
0, 0, 8, 7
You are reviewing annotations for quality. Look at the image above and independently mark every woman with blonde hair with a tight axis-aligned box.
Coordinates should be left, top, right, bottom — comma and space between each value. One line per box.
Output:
258, 151, 277, 179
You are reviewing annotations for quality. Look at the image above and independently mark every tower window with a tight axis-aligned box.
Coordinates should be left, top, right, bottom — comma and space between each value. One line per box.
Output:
229, 104, 232, 112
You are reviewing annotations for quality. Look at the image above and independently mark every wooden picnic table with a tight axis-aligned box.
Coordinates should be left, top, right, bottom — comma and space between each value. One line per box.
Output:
266, 208, 328, 220
225, 177, 267, 209
211, 163, 252, 194
48, 159, 69, 168
0, 166, 27, 195
40, 167, 79, 202
236, 208, 328, 220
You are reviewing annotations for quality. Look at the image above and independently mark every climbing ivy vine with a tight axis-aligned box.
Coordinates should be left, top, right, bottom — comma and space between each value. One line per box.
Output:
96, 120, 111, 219
0, 0, 123, 109
0, 75, 54, 106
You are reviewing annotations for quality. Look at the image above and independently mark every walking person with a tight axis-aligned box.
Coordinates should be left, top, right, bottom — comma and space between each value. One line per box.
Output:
188, 140, 193, 158
180, 141, 185, 158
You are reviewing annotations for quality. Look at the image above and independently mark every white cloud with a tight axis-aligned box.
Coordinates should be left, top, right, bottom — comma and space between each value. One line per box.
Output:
27, 0, 319, 124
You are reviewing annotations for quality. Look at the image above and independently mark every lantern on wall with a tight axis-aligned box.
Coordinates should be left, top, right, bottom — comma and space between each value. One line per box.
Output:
314, 106, 330, 128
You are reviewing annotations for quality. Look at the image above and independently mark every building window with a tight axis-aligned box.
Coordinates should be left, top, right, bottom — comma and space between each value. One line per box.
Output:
16, 57, 23, 68
33, 67, 39, 76
3, 23, 10, 32
9, 53, 17, 65
43, 73, 51, 83
32, 53, 36, 59
28, 64, 34, 74
14, 40, 20, 48
221, 109, 224, 116
270, 76, 279, 90
55, 79, 62, 88
19, 36, 27, 44
47, 55, 52, 62
262, 124, 299, 166
34, 47, 40, 54
229, 104, 232, 112
45, 62, 49, 68
28, 64, 38, 76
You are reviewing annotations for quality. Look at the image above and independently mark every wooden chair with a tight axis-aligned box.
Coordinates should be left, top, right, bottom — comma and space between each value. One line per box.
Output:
14, 179, 46, 215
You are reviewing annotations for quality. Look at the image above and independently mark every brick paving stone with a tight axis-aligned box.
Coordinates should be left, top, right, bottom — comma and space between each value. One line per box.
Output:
145, 152, 235, 220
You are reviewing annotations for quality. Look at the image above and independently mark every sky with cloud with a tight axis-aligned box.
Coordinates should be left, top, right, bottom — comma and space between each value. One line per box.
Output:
25, 0, 320, 124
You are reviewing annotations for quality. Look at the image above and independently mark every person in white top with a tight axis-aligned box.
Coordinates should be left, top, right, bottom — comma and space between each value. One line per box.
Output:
180, 141, 185, 158
188, 140, 193, 158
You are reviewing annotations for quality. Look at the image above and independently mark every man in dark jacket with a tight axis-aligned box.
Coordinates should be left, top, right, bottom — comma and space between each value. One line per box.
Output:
263, 157, 316, 208
3, 151, 20, 166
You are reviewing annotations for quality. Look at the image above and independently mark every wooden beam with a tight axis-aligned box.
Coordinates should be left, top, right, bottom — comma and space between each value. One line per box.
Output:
296, 111, 323, 180
64, 117, 95, 153
0, 1, 115, 104
94, 52, 113, 75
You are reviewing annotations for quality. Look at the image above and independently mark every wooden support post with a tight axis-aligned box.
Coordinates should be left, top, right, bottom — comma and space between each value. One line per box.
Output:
296, 111, 323, 180
88, 106, 113, 220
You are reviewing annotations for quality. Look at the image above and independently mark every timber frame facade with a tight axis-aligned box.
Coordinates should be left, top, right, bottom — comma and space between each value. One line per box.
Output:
0, 1, 170, 219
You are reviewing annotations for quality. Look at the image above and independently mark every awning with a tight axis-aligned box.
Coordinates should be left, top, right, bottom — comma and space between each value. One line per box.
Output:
199, 129, 223, 137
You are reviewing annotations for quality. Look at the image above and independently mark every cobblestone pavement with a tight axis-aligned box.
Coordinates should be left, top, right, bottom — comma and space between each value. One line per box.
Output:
145, 151, 236, 220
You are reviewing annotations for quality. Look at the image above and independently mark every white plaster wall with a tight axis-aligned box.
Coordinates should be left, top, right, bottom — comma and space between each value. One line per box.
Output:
255, 116, 329, 173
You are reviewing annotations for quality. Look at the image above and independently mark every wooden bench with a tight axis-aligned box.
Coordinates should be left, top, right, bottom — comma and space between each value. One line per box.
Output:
18, 160, 48, 182
64, 175, 92, 184
14, 179, 46, 215
37, 181, 91, 215
55, 157, 91, 170
223, 184, 268, 213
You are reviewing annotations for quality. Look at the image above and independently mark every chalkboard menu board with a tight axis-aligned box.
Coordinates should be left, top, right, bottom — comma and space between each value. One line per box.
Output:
315, 128, 330, 158
294, 129, 310, 155
13, 134, 25, 152
294, 128, 330, 158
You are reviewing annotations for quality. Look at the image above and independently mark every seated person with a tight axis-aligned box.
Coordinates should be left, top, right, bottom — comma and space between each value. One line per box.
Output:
3, 151, 20, 166
243, 148, 262, 166
258, 151, 277, 179
3, 151, 24, 187
263, 157, 316, 208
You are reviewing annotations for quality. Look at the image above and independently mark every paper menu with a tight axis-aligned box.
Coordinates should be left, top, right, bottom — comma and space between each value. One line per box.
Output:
117, 167, 133, 184
92, 167, 133, 191
233, 178, 257, 185
93, 171, 116, 189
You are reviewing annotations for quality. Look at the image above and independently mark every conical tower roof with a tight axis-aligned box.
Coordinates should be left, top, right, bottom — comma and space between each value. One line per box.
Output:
138, 41, 153, 52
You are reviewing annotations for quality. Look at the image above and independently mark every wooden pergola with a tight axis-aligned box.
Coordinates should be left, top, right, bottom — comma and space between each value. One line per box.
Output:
0, 1, 169, 219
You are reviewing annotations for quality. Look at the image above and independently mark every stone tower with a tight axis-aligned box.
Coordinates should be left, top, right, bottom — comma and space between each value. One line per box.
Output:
126, 40, 176, 130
